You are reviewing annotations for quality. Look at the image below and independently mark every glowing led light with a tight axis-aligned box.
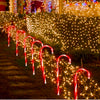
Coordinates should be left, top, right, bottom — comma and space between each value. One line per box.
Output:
14, 0, 17, 13
23, 35, 35, 66
16, 30, 26, 56
27, 0, 32, 13
66, 4, 69, 6
82, 3, 86, 6
34, 8, 36, 14
31, 40, 43, 75
93, 0, 96, 3
39, 45, 54, 84
48, 1, 52, 12
74, 68, 90, 100
57, 54, 71, 95
75, 3, 78, 6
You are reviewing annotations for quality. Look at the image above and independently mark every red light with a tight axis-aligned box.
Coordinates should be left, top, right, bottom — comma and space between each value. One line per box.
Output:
74, 68, 91, 100
31, 40, 43, 75
39, 45, 54, 84
23, 35, 35, 66
56, 54, 71, 95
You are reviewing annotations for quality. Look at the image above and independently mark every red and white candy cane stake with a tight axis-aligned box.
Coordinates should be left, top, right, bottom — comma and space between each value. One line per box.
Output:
74, 68, 90, 100
23, 35, 35, 67
39, 45, 54, 84
31, 40, 43, 75
16, 30, 26, 56
57, 54, 71, 95
7, 25, 16, 47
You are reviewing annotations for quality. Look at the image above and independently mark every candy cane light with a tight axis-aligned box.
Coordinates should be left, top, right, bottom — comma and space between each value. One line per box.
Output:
31, 40, 43, 75
7, 25, 16, 47
16, 30, 26, 56
39, 45, 54, 84
57, 54, 71, 95
23, 35, 35, 67
74, 68, 90, 100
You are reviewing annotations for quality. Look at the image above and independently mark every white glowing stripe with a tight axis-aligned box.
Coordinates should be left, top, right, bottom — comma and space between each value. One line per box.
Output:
32, 53, 33, 59
41, 59, 43, 67
45, 79, 47, 84
25, 62, 27, 67
24, 47, 26, 52
33, 70, 35, 75
57, 92, 60, 95
8, 44, 10, 47
57, 73, 59, 77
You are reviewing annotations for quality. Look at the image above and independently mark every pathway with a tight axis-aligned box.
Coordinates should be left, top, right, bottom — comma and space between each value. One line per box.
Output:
0, 33, 62, 99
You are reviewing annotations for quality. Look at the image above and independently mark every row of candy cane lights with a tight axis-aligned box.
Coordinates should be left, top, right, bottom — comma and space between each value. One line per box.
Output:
7, 25, 91, 100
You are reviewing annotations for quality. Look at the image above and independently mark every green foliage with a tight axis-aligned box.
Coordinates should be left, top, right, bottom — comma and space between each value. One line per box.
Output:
1, 12, 100, 63
27, 13, 100, 62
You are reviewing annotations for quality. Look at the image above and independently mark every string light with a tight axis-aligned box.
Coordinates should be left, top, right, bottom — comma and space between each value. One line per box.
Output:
14, 0, 17, 13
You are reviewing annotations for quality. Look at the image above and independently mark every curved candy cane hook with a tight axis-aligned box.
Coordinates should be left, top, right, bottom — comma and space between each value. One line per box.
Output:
23, 35, 35, 67
16, 30, 26, 56
39, 45, 54, 84
74, 68, 90, 100
57, 54, 71, 95
31, 40, 43, 75
7, 25, 16, 47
